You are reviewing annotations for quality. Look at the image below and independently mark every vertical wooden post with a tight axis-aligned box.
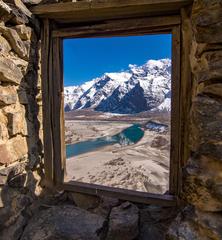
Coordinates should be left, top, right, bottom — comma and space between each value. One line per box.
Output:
180, 7, 192, 168
170, 25, 181, 196
41, 19, 54, 186
52, 37, 66, 184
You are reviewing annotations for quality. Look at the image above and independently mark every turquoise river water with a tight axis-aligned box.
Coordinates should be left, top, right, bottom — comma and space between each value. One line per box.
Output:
66, 124, 144, 158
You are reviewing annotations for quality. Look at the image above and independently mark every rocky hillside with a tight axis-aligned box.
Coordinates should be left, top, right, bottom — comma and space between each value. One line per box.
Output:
64, 59, 171, 114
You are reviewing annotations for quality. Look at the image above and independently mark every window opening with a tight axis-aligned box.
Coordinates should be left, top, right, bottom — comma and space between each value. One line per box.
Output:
63, 34, 172, 195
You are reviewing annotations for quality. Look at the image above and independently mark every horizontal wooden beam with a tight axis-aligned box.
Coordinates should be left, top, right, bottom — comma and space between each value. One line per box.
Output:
31, 0, 193, 23
61, 181, 178, 206
53, 15, 180, 38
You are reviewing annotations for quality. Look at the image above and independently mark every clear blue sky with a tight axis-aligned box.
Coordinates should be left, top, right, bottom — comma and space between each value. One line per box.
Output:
63, 34, 172, 86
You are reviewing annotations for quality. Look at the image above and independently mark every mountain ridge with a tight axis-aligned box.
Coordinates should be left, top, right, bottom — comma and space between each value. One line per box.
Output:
64, 59, 171, 114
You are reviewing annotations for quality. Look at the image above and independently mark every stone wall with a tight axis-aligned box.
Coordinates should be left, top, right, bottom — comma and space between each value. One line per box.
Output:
0, 0, 222, 239
167, 1, 222, 239
0, 0, 43, 238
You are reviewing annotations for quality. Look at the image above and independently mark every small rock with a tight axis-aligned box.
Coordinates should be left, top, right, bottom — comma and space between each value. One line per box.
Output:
21, 205, 106, 240
151, 136, 168, 148
106, 202, 139, 240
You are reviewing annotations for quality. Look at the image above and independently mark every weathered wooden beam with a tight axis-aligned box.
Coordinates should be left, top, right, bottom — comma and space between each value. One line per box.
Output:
41, 19, 54, 186
31, 0, 193, 22
61, 181, 178, 206
180, 7, 192, 168
53, 15, 180, 38
52, 37, 66, 184
170, 25, 181, 195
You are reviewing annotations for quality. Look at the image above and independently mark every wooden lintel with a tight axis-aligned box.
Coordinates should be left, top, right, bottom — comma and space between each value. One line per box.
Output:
31, 0, 193, 23
53, 15, 180, 38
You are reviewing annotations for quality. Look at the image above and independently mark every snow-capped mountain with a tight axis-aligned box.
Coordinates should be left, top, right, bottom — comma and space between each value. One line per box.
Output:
64, 59, 171, 114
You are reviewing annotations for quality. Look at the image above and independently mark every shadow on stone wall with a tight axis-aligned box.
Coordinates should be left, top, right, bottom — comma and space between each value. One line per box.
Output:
0, 2, 47, 238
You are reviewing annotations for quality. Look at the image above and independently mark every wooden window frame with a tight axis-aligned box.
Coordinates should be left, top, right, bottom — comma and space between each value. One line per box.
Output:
37, 0, 192, 207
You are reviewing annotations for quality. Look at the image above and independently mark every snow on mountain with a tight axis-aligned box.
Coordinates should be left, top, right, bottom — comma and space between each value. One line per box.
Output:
153, 98, 171, 112
64, 59, 171, 114
64, 79, 97, 111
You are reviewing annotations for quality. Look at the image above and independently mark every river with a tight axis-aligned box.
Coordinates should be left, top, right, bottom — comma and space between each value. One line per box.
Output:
66, 124, 144, 158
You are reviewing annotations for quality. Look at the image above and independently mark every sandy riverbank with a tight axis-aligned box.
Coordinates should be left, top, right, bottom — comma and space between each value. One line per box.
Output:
65, 120, 132, 144
65, 121, 170, 194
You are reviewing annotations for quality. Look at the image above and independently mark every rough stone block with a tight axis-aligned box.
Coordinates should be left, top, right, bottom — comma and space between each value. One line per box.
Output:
139, 206, 178, 240
10, 55, 28, 75
18, 89, 29, 104
20, 205, 106, 240
0, 123, 9, 142
192, 1, 222, 43
0, 215, 27, 240
0, 174, 7, 185
92, 196, 119, 217
200, 83, 222, 98
8, 172, 27, 188
0, 86, 17, 106
13, 24, 32, 41
0, 56, 23, 84
192, 0, 222, 11
0, 161, 26, 184
167, 206, 222, 240
7, 110, 27, 136
191, 49, 222, 82
4, 1, 29, 25
0, 25, 28, 60
22, 0, 44, 5
190, 95, 222, 155
70, 192, 100, 210
182, 156, 222, 211
106, 202, 139, 240
0, 136, 28, 165
0, 143, 15, 165
0, 188, 3, 207
6, 0, 32, 17
0, 0, 12, 22
0, 188, 31, 229
0, 34, 11, 54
